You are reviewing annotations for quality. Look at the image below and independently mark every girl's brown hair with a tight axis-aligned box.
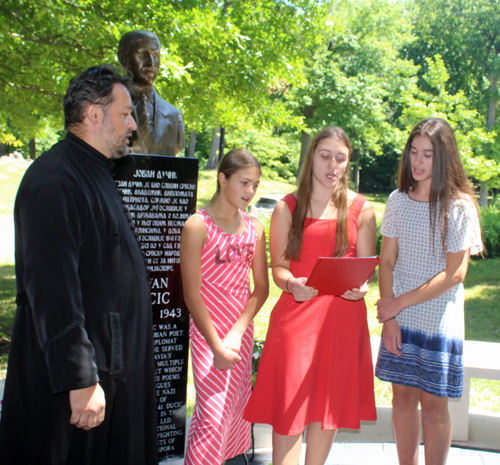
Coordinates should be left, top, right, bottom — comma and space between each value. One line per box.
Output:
284, 126, 352, 261
211, 149, 261, 202
399, 117, 481, 252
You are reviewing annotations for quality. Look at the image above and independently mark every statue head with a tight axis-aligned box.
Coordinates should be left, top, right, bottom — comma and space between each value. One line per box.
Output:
118, 30, 161, 88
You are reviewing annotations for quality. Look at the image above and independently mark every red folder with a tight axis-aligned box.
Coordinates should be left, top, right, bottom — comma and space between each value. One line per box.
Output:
305, 257, 380, 296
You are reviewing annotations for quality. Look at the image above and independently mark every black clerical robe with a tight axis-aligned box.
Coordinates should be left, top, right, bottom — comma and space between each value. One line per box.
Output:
0, 133, 158, 464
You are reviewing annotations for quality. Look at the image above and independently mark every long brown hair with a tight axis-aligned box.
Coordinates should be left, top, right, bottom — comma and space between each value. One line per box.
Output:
211, 149, 261, 202
399, 118, 481, 252
284, 127, 352, 261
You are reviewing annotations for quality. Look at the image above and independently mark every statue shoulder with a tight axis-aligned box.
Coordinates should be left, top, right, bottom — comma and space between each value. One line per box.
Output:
153, 88, 182, 118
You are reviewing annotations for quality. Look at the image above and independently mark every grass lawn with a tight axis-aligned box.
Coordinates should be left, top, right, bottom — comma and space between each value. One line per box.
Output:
464, 259, 500, 342
1, 160, 499, 415
0, 158, 30, 215
0, 260, 15, 378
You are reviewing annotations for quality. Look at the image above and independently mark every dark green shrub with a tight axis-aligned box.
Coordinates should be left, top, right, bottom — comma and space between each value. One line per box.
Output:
480, 203, 500, 259
261, 216, 271, 265
376, 229, 382, 256
252, 340, 265, 386
359, 145, 400, 193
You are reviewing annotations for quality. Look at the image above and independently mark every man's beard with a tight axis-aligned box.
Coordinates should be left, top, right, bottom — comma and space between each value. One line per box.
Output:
108, 140, 129, 159
102, 119, 131, 159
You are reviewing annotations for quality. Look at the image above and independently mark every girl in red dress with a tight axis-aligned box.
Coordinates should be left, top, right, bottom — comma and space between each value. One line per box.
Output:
244, 127, 377, 465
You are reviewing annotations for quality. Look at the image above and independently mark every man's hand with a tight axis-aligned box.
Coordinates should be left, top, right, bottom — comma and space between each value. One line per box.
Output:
69, 383, 106, 430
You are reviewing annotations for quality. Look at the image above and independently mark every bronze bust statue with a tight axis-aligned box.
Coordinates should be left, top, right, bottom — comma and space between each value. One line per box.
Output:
118, 30, 186, 156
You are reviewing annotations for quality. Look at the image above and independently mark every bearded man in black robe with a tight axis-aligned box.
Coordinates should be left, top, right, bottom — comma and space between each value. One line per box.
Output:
0, 66, 158, 464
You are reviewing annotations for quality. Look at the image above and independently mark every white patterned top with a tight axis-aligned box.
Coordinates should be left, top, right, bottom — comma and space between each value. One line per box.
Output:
381, 190, 482, 338
375, 189, 483, 397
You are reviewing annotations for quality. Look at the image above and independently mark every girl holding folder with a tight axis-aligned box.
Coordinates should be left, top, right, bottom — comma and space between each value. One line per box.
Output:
244, 127, 377, 465
375, 118, 483, 465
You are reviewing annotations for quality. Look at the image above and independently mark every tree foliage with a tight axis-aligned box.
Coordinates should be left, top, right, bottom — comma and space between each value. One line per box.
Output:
403, 0, 500, 196
0, 0, 326, 150
1, 0, 500, 193
281, 0, 416, 183
406, 0, 500, 104
225, 128, 300, 182
399, 55, 500, 186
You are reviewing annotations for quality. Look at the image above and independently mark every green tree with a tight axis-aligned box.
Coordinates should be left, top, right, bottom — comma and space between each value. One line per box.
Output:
399, 55, 499, 188
0, 0, 325, 157
406, 0, 500, 203
284, 0, 415, 187
225, 127, 300, 182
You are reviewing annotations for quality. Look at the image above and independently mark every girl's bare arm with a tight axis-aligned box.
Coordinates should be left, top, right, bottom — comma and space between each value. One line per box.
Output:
180, 215, 241, 370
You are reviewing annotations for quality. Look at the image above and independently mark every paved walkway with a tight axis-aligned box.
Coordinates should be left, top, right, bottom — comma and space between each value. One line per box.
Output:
227, 443, 500, 465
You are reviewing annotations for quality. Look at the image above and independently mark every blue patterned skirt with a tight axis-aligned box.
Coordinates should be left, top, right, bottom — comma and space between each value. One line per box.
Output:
375, 327, 464, 398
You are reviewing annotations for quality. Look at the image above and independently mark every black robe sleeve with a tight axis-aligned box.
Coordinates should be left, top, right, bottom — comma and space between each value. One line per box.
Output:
17, 169, 99, 394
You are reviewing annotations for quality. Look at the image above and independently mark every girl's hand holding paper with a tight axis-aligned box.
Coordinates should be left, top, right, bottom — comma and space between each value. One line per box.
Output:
341, 281, 369, 301
290, 277, 318, 302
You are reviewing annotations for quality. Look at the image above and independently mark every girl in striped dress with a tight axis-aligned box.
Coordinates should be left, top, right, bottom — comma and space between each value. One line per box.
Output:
180, 149, 269, 464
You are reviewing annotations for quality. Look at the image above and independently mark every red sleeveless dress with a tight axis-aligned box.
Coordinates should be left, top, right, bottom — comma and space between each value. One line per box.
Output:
244, 194, 376, 435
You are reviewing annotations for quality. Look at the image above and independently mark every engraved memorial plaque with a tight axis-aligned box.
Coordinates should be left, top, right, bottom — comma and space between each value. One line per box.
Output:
115, 154, 198, 463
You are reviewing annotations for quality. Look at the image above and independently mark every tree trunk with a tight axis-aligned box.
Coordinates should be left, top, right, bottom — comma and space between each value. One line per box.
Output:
29, 138, 36, 159
298, 130, 310, 179
480, 181, 489, 207
487, 76, 498, 130
205, 127, 220, 170
351, 149, 360, 193
218, 126, 225, 163
187, 130, 196, 158
0, 144, 6, 156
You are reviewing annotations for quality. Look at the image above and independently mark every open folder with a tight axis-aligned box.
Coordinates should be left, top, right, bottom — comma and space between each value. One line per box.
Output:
305, 257, 381, 296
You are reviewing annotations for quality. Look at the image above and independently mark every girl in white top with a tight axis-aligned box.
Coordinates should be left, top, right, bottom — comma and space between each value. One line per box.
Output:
376, 118, 483, 465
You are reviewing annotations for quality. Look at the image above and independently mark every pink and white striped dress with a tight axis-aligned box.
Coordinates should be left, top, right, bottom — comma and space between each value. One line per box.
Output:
185, 209, 257, 465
